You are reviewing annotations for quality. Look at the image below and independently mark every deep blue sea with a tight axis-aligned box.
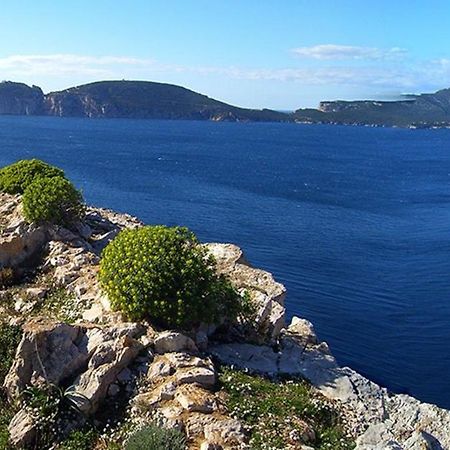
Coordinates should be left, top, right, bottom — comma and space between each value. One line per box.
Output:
1, 116, 450, 409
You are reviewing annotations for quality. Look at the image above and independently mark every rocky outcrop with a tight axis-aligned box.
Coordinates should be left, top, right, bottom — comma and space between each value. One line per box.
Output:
294, 88, 450, 128
131, 333, 247, 449
0, 80, 288, 122
0, 194, 47, 270
0, 82, 44, 115
2, 193, 450, 449
210, 316, 450, 450
4, 319, 144, 447
204, 243, 286, 341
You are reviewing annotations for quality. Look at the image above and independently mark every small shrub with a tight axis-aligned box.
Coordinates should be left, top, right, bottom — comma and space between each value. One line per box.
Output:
0, 159, 65, 194
21, 384, 89, 448
58, 428, 98, 450
125, 425, 186, 450
99, 226, 241, 329
22, 176, 85, 226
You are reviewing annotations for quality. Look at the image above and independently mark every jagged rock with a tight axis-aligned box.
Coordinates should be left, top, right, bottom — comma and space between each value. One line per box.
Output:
164, 352, 210, 369
147, 356, 175, 379
175, 366, 216, 388
286, 316, 318, 345
209, 343, 279, 374
203, 417, 247, 447
212, 315, 450, 449
4, 319, 88, 399
204, 243, 286, 341
8, 410, 36, 448
184, 413, 247, 448
4, 318, 143, 416
154, 331, 198, 354
0, 222, 47, 270
175, 383, 218, 413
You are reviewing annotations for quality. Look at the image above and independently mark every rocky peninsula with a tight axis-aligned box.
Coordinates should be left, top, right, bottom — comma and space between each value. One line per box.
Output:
1, 190, 449, 449
3, 80, 450, 128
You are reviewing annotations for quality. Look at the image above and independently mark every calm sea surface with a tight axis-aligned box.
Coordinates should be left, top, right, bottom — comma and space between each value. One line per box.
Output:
1, 116, 450, 408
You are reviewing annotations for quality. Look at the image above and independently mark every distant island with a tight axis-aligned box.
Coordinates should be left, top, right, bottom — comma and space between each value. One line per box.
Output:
1, 79, 450, 128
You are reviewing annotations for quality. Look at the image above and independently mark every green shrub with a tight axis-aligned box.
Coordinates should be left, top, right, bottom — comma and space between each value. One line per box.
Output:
58, 428, 98, 450
0, 159, 65, 194
0, 323, 22, 383
125, 425, 186, 450
22, 176, 85, 226
99, 226, 241, 328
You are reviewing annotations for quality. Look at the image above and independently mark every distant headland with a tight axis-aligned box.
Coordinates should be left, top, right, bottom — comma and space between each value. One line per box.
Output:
2, 79, 450, 128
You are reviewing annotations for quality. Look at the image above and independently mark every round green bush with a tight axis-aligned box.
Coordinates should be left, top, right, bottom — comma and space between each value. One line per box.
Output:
125, 425, 186, 450
99, 225, 241, 328
0, 159, 65, 194
22, 176, 85, 226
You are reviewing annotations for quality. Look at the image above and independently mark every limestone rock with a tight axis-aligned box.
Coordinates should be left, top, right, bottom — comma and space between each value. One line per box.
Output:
147, 356, 175, 379
286, 316, 318, 345
72, 333, 143, 413
154, 331, 198, 354
204, 243, 286, 341
0, 222, 47, 269
4, 318, 143, 416
175, 366, 216, 388
203, 417, 247, 447
8, 410, 36, 448
175, 383, 217, 413
4, 319, 88, 399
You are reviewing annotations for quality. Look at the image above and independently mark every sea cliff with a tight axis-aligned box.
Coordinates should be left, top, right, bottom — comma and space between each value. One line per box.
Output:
3, 79, 450, 128
0, 193, 449, 449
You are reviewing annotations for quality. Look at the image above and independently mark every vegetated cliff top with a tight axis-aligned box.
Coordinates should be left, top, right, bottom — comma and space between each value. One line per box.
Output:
293, 87, 450, 128
0, 79, 288, 122
3, 79, 450, 127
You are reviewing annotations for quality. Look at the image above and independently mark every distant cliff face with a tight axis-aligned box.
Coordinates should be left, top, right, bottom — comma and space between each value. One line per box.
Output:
3, 79, 450, 127
295, 89, 450, 128
0, 82, 44, 115
43, 80, 288, 122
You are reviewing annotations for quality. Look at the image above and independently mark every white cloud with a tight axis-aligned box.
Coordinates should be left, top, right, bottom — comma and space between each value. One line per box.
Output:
0, 54, 164, 78
291, 44, 408, 61
1, 53, 450, 100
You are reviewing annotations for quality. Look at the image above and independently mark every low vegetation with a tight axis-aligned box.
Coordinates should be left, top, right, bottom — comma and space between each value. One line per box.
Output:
219, 368, 354, 450
124, 425, 186, 450
20, 383, 89, 449
0, 323, 23, 449
0, 159, 65, 194
99, 225, 242, 329
57, 428, 98, 450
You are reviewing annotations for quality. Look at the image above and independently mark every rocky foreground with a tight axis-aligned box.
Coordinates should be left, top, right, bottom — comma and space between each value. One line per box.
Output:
0, 192, 449, 449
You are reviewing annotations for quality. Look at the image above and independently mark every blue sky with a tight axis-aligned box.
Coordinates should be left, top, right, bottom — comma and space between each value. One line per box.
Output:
1, 0, 450, 109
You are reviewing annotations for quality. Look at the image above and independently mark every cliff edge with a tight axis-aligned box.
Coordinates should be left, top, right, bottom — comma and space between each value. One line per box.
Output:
0, 193, 449, 449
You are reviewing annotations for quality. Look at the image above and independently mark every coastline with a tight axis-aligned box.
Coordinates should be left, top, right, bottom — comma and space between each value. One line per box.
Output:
2, 192, 449, 448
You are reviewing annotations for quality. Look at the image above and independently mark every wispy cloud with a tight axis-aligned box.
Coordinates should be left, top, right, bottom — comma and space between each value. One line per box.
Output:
1, 53, 450, 99
291, 44, 408, 61
0, 54, 163, 77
